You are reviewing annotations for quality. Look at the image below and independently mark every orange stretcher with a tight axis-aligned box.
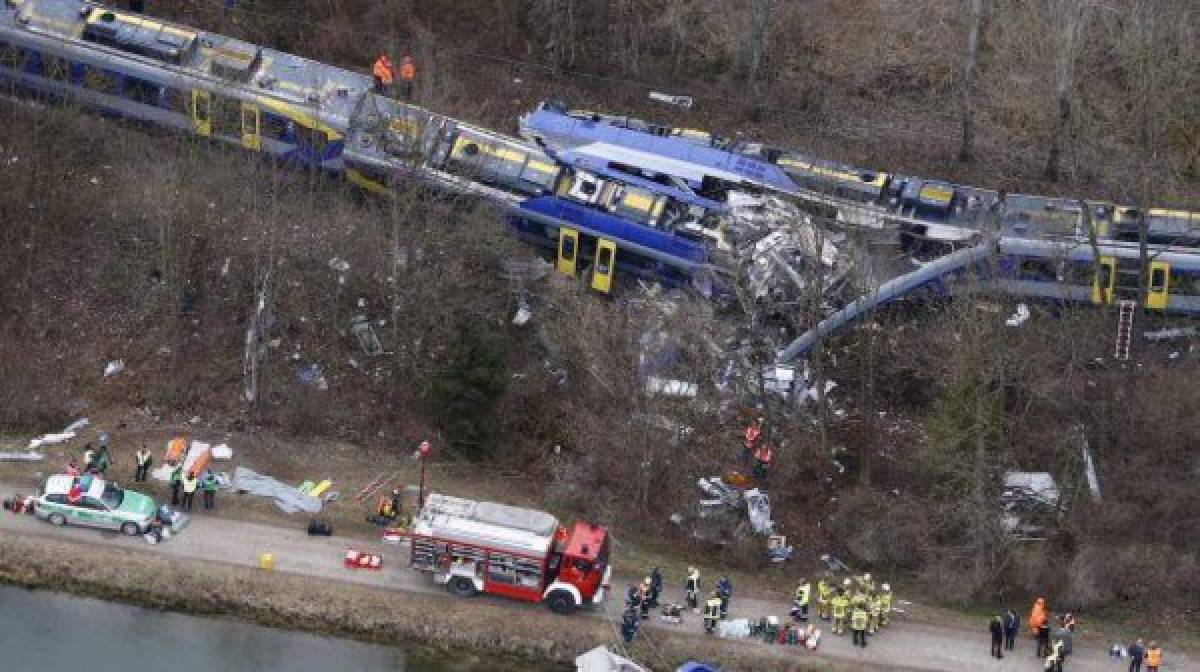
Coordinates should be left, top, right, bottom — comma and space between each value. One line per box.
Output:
165, 437, 187, 464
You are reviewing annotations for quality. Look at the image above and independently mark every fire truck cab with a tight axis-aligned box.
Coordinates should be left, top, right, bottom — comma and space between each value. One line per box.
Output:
409, 494, 611, 614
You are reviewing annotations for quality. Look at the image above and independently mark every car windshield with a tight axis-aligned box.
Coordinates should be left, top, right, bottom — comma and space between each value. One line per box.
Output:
101, 483, 124, 510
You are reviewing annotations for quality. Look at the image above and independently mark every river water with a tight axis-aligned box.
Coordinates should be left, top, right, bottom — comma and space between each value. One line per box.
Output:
0, 585, 553, 672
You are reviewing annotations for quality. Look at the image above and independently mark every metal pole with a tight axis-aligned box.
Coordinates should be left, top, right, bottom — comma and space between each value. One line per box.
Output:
418, 458, 426, 510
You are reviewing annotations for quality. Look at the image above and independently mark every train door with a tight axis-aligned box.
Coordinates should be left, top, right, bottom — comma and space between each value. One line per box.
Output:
190, 89, 211, 137
556, 227, 578, 276
1146, 261, 1170, 310
591, 239, 616, 294
241, 103, 261, 151
1091, 256, 1115, 305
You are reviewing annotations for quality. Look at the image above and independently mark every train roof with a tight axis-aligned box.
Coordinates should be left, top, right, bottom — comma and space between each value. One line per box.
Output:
520, 103, 800, 196
5, 0, 371, 129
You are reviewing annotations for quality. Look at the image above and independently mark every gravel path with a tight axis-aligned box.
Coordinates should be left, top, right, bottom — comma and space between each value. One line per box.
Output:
1, 483, 1190, 671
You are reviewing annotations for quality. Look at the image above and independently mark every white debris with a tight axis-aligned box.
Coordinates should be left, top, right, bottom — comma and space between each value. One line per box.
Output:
716, 618, 752, 638
211, 443, 234, 461
103, 359, 125, 377
648, 91, 694, 109
575, 646, 648, 672
0, 452, 43, 461
327, 257, 351, 272
645, 376, 698, 398
513, 294, 532, 326
1005, 303, 1031, 327
28, 418, 88, 449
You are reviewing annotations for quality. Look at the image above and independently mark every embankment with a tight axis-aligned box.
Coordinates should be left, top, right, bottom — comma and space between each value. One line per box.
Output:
0, 530, 829, 672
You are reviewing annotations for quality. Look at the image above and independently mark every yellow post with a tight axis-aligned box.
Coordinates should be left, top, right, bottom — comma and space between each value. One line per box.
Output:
257, 552, 274, 571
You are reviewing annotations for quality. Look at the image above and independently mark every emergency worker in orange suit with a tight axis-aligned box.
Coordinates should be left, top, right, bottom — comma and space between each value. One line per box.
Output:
398, 55, 415, 100
372, 53, 394, 95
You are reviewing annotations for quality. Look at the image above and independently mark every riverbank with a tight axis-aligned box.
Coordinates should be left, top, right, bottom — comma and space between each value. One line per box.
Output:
0, 529, 838, 672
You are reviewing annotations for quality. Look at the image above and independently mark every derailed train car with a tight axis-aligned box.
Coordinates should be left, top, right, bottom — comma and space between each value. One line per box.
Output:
0, 0, 736, 296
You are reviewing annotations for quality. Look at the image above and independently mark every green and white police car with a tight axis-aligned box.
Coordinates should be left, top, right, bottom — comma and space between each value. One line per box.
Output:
34, 474, 158, 536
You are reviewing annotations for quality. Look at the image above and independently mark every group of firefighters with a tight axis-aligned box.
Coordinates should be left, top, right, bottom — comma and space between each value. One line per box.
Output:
372, 52, 416, 100
620, 566, 894, 650
798, 573, 893, 648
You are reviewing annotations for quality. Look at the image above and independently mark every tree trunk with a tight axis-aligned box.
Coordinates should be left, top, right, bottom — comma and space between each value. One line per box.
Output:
1044, 1, 1082, 182
745, 0, 771, 82
959, 0, 984, 162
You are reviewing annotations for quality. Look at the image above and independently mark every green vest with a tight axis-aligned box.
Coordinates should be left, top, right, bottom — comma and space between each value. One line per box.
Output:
851, 607, 868, 630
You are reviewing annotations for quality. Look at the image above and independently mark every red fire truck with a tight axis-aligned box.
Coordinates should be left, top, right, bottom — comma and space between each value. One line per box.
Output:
408, 494, 611, 613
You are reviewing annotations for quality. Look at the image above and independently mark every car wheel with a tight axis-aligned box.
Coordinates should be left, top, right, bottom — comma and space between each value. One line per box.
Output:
449, 577, 476, 598
49, 513, 67, 526
545, 589, 577, 615
120, 522, 141, 536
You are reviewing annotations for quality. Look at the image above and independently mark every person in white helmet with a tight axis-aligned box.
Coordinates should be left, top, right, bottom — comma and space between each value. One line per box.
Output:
880, 583, 893, 627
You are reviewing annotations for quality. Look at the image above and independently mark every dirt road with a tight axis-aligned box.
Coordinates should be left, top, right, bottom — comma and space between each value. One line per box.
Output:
0, 483, 1189, 671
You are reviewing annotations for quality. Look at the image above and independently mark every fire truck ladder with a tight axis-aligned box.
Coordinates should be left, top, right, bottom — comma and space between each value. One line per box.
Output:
1114, 299, 1137, 361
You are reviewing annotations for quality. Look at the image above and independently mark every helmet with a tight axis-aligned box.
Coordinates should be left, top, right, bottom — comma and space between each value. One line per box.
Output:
843, 578, 852, 587
863, 573, 872, 582
643, 577, 651, 585
799, 578, 807, 585
882, 583, 890, 592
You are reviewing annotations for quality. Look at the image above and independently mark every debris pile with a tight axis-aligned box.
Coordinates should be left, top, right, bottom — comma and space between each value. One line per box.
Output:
1000, 471, 1060, 540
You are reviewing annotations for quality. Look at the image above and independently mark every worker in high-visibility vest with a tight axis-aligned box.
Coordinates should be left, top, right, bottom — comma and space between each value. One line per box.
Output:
792, 578, 811, 622
867, 592, 882, 634
684, 567, 700, 612
816, 575, 833, 621
879, 583, 893, 627
851, 600, 869, 648
372, 53, 394, 95
831, 590, 850, 636
1146, 641, 1162, 672
703, 592, 722, 634
398, 55, 415, 100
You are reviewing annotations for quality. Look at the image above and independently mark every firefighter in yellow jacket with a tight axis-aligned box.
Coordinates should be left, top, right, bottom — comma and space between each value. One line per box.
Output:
879, 583, 893, 627
831, 590, 850, 635
816, 575, 833, 621
851, 599, 869, 647
867, 592, 882, 634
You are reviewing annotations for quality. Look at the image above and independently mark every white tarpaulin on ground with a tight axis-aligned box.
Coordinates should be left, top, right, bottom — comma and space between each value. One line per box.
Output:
0, 452, 43, 461
232, 466, 322, 514
27, 418, 89, 449
574, 646, 647, 672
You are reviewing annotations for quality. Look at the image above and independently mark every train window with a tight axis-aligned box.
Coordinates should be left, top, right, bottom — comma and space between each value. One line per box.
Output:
462, 142, 480, 157
214, 96, 241, 134
83, 66, 117, 94
596, 247, 612, 274
1019, 259, 1058, 281
19, 49, 42, 76
44, 56, 69, 83
1169, 272, 1199, 295
1150, 268, 1167, 292
260, 113, 289, 141
0, 41, 17, 69
304, 126, 328, 153
125, 78, 162, 107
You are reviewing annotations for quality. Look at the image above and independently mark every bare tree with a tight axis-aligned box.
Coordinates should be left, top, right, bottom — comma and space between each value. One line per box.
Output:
744, 0, 772, 82
1044, 0, 1085, 182
959, 0, 985, 162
